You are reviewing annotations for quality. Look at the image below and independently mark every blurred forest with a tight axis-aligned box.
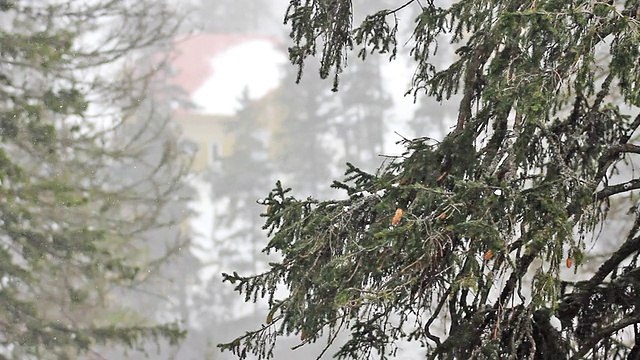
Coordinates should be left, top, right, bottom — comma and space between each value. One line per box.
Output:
0, 1, 193, 359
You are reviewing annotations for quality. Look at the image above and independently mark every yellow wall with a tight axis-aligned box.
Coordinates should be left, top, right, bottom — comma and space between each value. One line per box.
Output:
175, 112, 233, 172
175, 89, 286, 173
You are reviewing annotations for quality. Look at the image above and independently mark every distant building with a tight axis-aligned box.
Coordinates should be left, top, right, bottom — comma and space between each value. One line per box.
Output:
166, 33, 287, 171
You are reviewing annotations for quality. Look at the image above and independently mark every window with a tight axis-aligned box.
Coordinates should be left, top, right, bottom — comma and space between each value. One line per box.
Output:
209, 141, 221, 167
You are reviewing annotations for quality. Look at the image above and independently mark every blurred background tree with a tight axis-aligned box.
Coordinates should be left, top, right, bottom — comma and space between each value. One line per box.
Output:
0, 1, 195, 358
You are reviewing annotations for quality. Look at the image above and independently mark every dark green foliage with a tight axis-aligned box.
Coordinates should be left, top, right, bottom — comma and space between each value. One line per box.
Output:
220, 0, 640, 359
285, 0, 354, 90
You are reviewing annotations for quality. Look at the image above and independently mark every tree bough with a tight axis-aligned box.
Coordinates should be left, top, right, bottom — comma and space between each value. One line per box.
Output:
220, 0, 640, 359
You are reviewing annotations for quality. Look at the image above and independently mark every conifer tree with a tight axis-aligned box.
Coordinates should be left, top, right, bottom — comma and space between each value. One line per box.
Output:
206, 90, 275, 317
192, 0, 275, 34
0, 1, 191, 358
330, 54, 390, 174
274, 63, 338, 198
318, 0, 393, 174
220, 0, 640, 359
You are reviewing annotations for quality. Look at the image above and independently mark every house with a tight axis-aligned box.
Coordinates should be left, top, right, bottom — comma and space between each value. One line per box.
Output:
166, 33, 287, 172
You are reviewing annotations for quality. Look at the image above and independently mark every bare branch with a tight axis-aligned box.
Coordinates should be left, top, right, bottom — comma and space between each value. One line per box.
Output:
571, 314, 640, 359
596, 179, 640, 200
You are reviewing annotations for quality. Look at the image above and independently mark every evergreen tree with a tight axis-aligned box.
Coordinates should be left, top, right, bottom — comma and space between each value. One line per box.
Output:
402, 1, 460, 140
274, 62, 338, 199
103, 70, 197, 360
220, 0, 640, 359
0, 1, 191, 358
206, 90, 275, 318
173, 90, 279, 359
330, 54, 390, 174
322, 0, 393, 175
192, 0, 276, 34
